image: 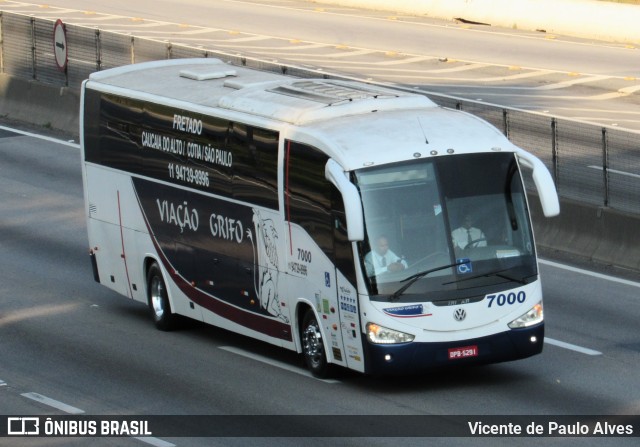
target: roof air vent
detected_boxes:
[179,68,237,81]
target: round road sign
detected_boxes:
[53,19,68,71]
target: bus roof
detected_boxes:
[87,58,517,171]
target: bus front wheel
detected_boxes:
[302,308,331,378]
[147,262,177,331]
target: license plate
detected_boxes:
[448,345,478,360]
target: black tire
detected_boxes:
[301,308,331,378]
[146,262,177,331]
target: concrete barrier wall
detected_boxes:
[0,74,80,137]
[316,0,640,44]
[530,195,640,271]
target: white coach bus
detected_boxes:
[81,58,559,377]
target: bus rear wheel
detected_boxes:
[302,309,331,378]
[147,262,177,331]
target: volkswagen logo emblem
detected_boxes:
[453,308,466,322]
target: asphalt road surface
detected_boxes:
[1,125,640,446]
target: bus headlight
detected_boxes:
[508,302,543,328]
[366,323,415,344]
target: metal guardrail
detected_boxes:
[1,11,639,215]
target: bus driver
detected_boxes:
[452,214,487,250]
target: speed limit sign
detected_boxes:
[53,19,68,71]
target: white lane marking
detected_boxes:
[553,106,640,116]
[534,75,610,90]
[133,437,176,447]
[96,21,171,29]
[587,165,640,180]
[545,337,602,356]
[325,48,376,58]
[21,392,85,414]
[588,84,640,100]
[70,15,133,23]
[375,55,438,66]
[0,125,79,148]
[575,118,640,126]
[169,40,326,50]
[539,259,640,289]
[368,69,551,82]
[143,27,222,36]
[219,346,340,384]
[9,8,80,15]
[226,35,273,43]
[422,63,487,73]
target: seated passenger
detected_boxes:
[364,235,408,276]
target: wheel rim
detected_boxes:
[150,276,165,319]
[303,320,323,368]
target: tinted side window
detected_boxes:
[82,88,102,164]
[88,92,279,209]
[99,94,144,171]
[231,124,279,210]
[285,141,332,258]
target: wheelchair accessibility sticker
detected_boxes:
[456,258,472,274]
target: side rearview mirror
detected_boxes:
[325,159,365,241]
[515,149,560,217]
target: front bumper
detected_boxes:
[362,323,544,375]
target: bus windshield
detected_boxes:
[354,152,537,302]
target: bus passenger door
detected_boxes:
[284,140,347,365]
[332,190,365,373]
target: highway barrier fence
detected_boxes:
[1,12,638,271]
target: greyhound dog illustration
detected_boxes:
[246,209,289,323]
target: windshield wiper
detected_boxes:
[442,268,530,286]
[390,261,465,302]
